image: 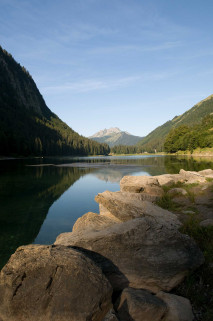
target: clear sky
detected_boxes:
[1,0,213,137]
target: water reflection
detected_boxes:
[33,174,119,245]
[0,155,213,269]
[164,156,213,173]
[0,165,91,268]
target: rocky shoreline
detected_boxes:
[0,169,213,321]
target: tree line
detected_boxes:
[111,114,213,155]
[0,46,110,157]
[0,108,110,156]
[164,114,213,153]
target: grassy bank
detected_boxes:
[175,148,213,157]
[110,149,213,157]
[109,152,165,156]
[156,181,213,321]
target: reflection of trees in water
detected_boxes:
[93,156,213,182]
[0,166,91,269]
[64,155,166,166]
[164,156,213,174]
[90,156,168,182]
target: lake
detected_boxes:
[1,154,213,269]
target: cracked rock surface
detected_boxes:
[95,191,181,227]
[0,245,112,321]
[115,287,167,321]
[55,217,204,293]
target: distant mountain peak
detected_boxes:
[89,127,143,147]
[90,127,122,138]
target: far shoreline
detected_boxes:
[1,150,213,161]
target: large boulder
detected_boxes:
[156,174,184,187]
[198,169,213,176]
[120,175,161,194]
[0,245,112,321]
[120,174,184,194]
[115,287,167,321]
[179,169,207,184]
[156,291,194,321]
[55,217,204,293]
[95,191,181,228]
[120,170,212,192]
[186,169,213,181]
[73,212,120,232]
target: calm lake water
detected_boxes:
[1,154,213,269]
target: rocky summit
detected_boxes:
[89,127,143,147]
[0,169,212,320]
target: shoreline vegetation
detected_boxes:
[1,148,213,161]
[110,149,213,157]
[110,114,213,156]
[0,169,212,321]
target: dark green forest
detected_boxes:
[110,145,138,154]
[136,94,213,152]
[111,144,160,154]
[164,114,213,153]
[0,46,110,156]
[111,113,213,154]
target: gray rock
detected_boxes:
[186,178,206,184]
[179,169,206,183]
[167,188,187,196]
[205,174,213,179]
[120,174,184,194]
[156,291,194,321]
[55,217,204,293]
[120,175,161,193]
[0,245,112,321]
[127,191,162,202]
[102,309,118,321]
[104,191,160,203]
[141,185,165,197]
[95,191,181,227]
[115,288,167,321]
[120,170,211,193]
[99,204,119,219]
[156,174,184,187]
[73,212,120,232]
[200,219,213,227]
[198,169,213,176]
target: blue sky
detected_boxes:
[1,0,213,137]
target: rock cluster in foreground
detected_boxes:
[0,169,212,321]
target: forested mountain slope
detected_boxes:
[0,46,109,156]
[137,95,213,152]
[164,114,213,153]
